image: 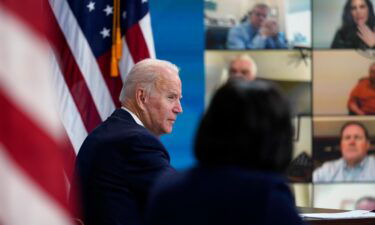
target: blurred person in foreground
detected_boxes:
[348,62,375,115]
[355,196,375,210]
[226,3,288,49]
[145,80,304,225]
[332,0,375,49]
[313,122,375,182]
[76,58,182,225]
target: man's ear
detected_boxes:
[135,88,147,111]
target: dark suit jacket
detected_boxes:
[76,109,175,225]
[145,166,304,225]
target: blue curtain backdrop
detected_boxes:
[150,0,205,169]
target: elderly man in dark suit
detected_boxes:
[76,58,182,225]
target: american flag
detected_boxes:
[47,0,155,160]
[0,0,155,223]
[0,0,75,224]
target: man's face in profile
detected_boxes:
[249,7,268,28]
[340,124,370,166]
[369,64,375,82]
[143,71,183,136]
[229,59,256,81]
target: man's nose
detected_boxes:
[349,138,356,145]
[173,100,183,114]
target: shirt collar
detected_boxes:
[121,106,144,127]
[343,156,367,170]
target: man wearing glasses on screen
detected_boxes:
[226,3,288,49]
[313,122,375,182]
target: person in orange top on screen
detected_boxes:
[348,62,375,115]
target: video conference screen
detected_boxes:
[204,0,375,210]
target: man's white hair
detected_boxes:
[219,54,258,85]
[119,58,179,103]
[230,54,258,76]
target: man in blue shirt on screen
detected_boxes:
[226,3,288,49]
[313,121,375,182]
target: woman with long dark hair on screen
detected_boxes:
[145,80,304,225]
[332,0,375,49]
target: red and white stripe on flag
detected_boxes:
[0,1,74,224]
[48,0,156,155]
